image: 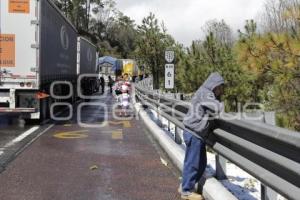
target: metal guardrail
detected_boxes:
[134,81,300,200]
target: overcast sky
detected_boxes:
[114,0,265,46]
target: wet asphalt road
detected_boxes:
[0,113,39,171]
[0,114,33,146]
[0,114,31,147]
[0,92,181,200]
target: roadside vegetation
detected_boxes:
[53,0,300,131]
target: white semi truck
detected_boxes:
[0,0,79,121]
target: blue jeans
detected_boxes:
[182,130,207,192]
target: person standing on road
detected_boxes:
[123,73,130,82]
[100,76,105,94]
[120,83,130,117]
[180,72,224,200]
[113,75,123,96]
[108,76,114,94]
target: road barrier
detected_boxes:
[135,80,300,200]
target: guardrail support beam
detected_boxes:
[261,185,279,200]
[174,126,182,145]
[216,154,227,180]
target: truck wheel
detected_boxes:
[48,97,54,119]
[40,98,49,123]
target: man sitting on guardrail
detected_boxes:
[179,72,224,200]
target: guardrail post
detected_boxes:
[174,126,182,144]
[216,154,227,180]
[156,94,163,127]
[261,184,279,200]
[157,110,162,127]
[260,110,279,200]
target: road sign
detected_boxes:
[165,50,175,63]
[165,64,174,89]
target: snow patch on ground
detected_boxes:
[206,152,261,200]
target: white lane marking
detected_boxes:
[39,124,54,136]
[15,124,55,155]
[0,124,55,158]
[4,126,39,148]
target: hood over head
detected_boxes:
[203,72,224,91]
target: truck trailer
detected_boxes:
[120,59,139,78]
[0,0,78,120]
[77,37,99,96]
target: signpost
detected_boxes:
[165,64,174,89]
[164,50,175,89]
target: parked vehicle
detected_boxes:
[120,59,139,77]
[77,37,99,96]
[0,0,98,121]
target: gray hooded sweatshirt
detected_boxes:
[183,72,224,139]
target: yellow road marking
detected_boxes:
[63,124,72,127]
[111,130,123,140]
[53,130,89,139]
[98,121,109,127]
[122,121,131,128]
[109,120,132,128]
